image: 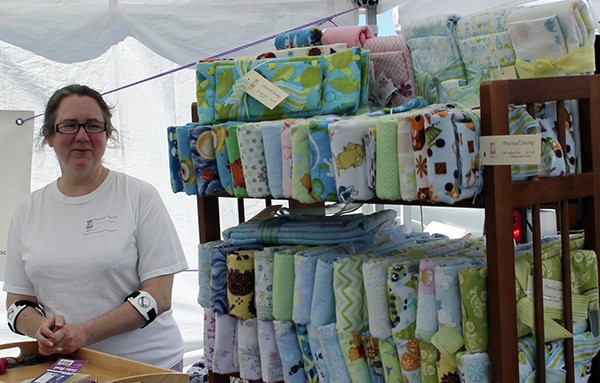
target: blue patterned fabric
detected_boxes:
[188,124,224,195]
[166,125,183,193]
[274,27,322,50]
[175,123,199,195]
[308,118,341,202]
[274,321,307,383]
[196,47,369,124]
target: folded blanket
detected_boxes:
[456,352,491,383]
[397,112,418,201]
[375,116,401,200]
[261,120,286,198]
[296,324,319,383]
[257,320,284,383]
[272,246,310,321]
[365,126,376,195]
[380,337,403,383]
[275,27,323,50]
[401,14,467,104]
[225,123,249,197]
[175,123,199,195]
[281,122,293,198]
[328,117,378,202]
[166,125,183,193]
[237,318,262,381]
[364,35,416,108]
[338,330,371,382]
[189,124,224,196]
[236,122,270,197]
[316,323,353,383]
[322,25,374,48]
[223,209,397,246]
[196,47,368,124]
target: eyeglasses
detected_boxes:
[55,121,107,134]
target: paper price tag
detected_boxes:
[243,70,288,110]
[480,134,541,166]
[526,278,564,310]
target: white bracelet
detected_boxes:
[7,300,46,335]
[125,291,157,328]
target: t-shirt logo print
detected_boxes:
[137,296,151,309]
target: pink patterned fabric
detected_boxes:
[363,35,417,108]
[321,25,374,48]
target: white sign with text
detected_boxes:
[0,111,34,281]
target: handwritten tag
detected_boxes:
[493,65,518,80]
[243,70,288,110]
[480,134,541,166]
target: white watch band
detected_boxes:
[7,300,46,335]
[125,290,158,328]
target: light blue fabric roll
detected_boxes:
[274,321,307,383]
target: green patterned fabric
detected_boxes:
[272,246,310,321]
[338,330,371,383]
[379,337,402,383]
[225,123,248,197]
[290,121,317,203]
[196,47,369,124]
[375,116,401,200]
[459,265,489,353]
[419,341,439,383]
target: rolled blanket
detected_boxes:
[262,43,347,59]
[237,318,262,381]
[227,250,257,319]
[456,352,491,383]
[274,27,323,50]
[281,122,293,198]
[237,122,270,197]
[254,246,292,320]
[189,124,224,196]
[338,330,371,382]
[328,117,378,202]
[166,125,183,193]
[175,123,199,195]
[203,308,216,370]
[364,35,416,108]
[380,337,403,383]
[322,25,375,48]
[212,122,238,196]
[272,246,310,321]
[225,123,248,198]
[261,120,286,198]
[213,313,239,374]
[296,324,319,383]
[291,120,317,203]
[316,323,353,383]
[308,118,342,202]
[257,320,284,383]
[375,115,401,200]
[274,321,307,383]
[198,240,224,309]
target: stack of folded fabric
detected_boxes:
[507,0,596,78]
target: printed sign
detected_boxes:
[480,134,541,166]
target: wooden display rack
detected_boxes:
[192,74,600,383]
[0,341,188,383]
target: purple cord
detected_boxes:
[18,4,365,124]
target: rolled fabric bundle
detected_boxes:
[257,320,284,383]
[316,323,353,383]
[281,122,293,198]
[166,125,183,193]
[456,351,491,383]
[296,324,319,383]
[322,25,374,48]
[363,35,417,108]
[274,321,307,383]
[272,246,310,321]
[237,318,262,381]
[237,122,270,197]
[254,246,291,321]
[362,332,385,383]
[212,122,238,196]
[203,308,216,370]
[410,111,431,201]
[227,250,257,319]
[375,115,401,200]
[397,113,418,201]
[291,120,317,203]
[259,43,349,59]
[379,337,403,383]
[274,27,323,50]
[175,123,199,195]
[213,313,239,374]
[225,123,249,198]
[189,123,224,196]
[419,341,439,383]
[337,330,371,382]
[459,264,489,353]
[197,240,224,309]
[308,117,342,202]
[261,120,286,198]
[293,244,356,325]
[364,126,376,195]
[307,323,330,382]
[328,117,378,202]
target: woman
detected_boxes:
[4,84,188,370]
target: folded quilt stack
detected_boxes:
[199,211,600,383]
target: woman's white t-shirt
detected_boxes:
[4,170,189,368]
